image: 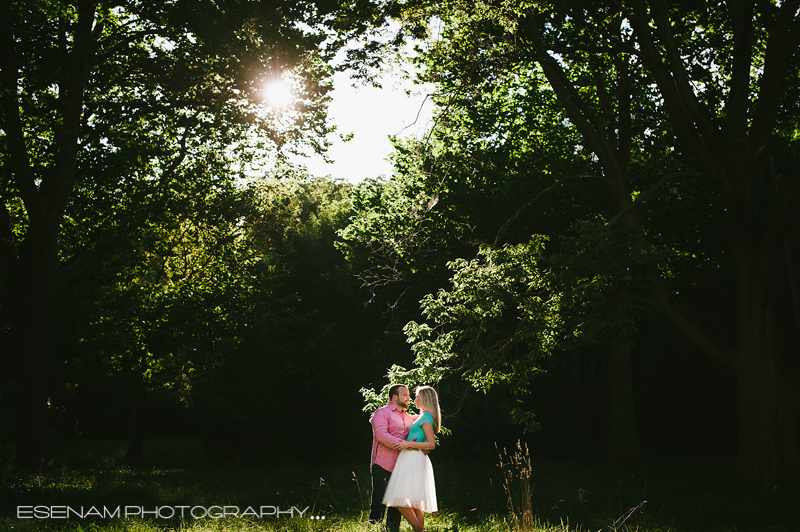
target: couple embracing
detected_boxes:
[369,384,441,532]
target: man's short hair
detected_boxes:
[388,383,408,401]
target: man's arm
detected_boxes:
[399,422,435,450]
[371,408,403,449]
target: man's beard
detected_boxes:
[398,400,409,409]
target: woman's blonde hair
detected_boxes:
[414,386,441,433]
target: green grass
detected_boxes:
[0,440,797,532]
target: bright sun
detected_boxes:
[263,80,294,108]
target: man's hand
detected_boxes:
[398,438,416,450]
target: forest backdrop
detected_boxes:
[1,0,799,494]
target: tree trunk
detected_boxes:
[731,222,800,488]
[605,334,642,464]
[126,380,146,463]
[605,159,643,465]
[18,225,61,466]
[734,295,778,489]
[1,0,97,467]
[777,372,800,485]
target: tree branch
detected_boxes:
[615,38,633,175]
[522,11,630,183]
[0,190,19,272]
[521,13,607,147]
[749,0,800,150]
[81,102,176,147]
[725,0,757,140]
[442,383,471,420]
[157,129,191,191]
[649,0,719,143]
[41,0,97,215]
[493,174,596,248]
[629,0,715,171]
[606,171,701,226]
[0,1,42,220]
[56,255,104,296]
[653,277,735,370]
[546,43,638,57]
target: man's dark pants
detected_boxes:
[369,464,401,531]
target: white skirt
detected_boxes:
[382,449,438,512]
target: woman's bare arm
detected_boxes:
[398,422,435,450]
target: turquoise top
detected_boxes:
[406,412,433,443]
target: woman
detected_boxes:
[382,385,440,532]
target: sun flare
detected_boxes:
[263,80,294,108]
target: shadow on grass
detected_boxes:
[0,439,797,532]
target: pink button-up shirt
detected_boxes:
[370,401,414,472]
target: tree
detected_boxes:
[0,0,337,464]
[68,176,257,461]
[378,0,800,487]
[343,24,661,463]
[195,175,388,460]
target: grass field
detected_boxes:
[0,439,797,532]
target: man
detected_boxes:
[369,383,414,531]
